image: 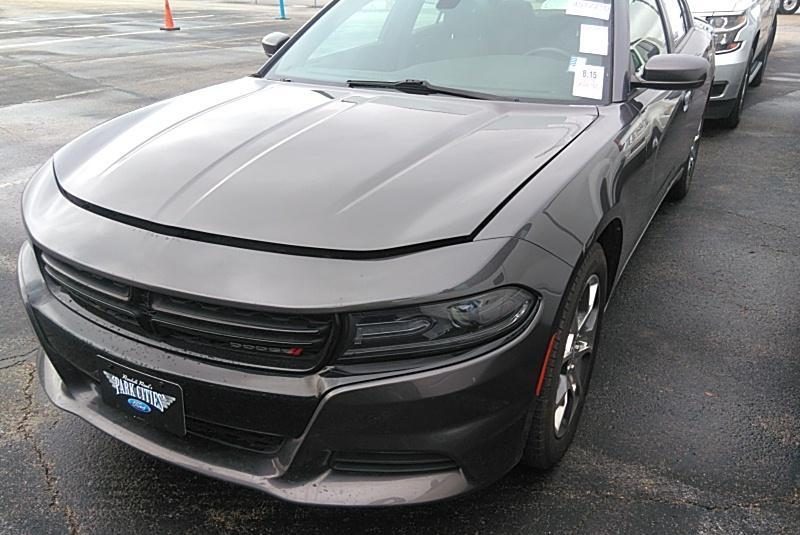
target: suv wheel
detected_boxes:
[750,20,777,87]
[779,0,799,15]
[720,47,754,129]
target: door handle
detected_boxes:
[682,90,692,113]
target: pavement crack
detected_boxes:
[700,206,800,239]
[15,363,80,535]
[0,359,31,371]
[5,56,154,105]
[574,488,796,514]
[0,347,38,363]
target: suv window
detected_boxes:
[629,0,668,75]
[661,0,689,42]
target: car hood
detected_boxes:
[54,78,596,253]
[686,0,752,15]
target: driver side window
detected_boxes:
[629,0,668,75]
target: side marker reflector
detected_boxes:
[535,334,558,396]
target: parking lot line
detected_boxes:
[1,11,153,23]
[0,38,261,74]
[0,20,135,36]
[54,88,108,100]
[765,76,800,82]
[0,14,217,35]
[0,179,27,190]
[0,19,276,51]
[172,14,218,20]
[0,29,165,50]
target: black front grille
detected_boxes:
[185,417,284,454]
[330,451,459,474]
[40,252,336,371]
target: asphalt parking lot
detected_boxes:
[0,2,798,533]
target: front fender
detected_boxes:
[477,112,625,274]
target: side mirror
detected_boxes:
[631,54,709,91]
[262,32,291,57]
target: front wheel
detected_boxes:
[667,125,701,202]
[521,243,607,469]
[719,48,754,129]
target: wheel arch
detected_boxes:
[595,218,624,294]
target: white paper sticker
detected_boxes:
[567,56,588,72]
[579,24,609,56]
[566,0,612,20]
[572,65,605,100]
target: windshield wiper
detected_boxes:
[346,79,508,101]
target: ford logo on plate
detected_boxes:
[127,398,152,414]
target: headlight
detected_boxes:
[707,13,747,54]
[340,287,537,363]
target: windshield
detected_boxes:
[265,0,614,103]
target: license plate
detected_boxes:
[98,357,186,436]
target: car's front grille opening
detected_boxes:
[42,253,132,304]
[185,417,285,454]
[330,451,459,474]
[39,251,336,372]
[150,295,333,369]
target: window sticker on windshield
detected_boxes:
[567,56,588,72]
[566,0,611,20]
[572,65,605,100]
[578,24,609,56]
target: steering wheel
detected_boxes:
[525,47,571,60]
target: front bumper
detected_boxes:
[704,60,749,119]
[19,240,550,506]
[696,14,754,118]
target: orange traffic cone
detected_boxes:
[160,0,180,31]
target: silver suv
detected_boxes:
[688,0,779,127]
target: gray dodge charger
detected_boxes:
[18,0,712,505]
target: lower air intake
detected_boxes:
[330,451,458,474]
[185,417,285,454]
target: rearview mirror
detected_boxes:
[262,32,291,57]
[631,54,709,91]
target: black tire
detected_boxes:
[521,243,607,469]
[779,0,799,15]
[719,47,754,129]
[667,124,701,202]
[750,20,776,87]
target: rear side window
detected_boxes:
[629,0,668,75]
[661,0,689,42]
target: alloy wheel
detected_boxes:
[553,274,601,438]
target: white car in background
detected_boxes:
[688,0,779,127]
